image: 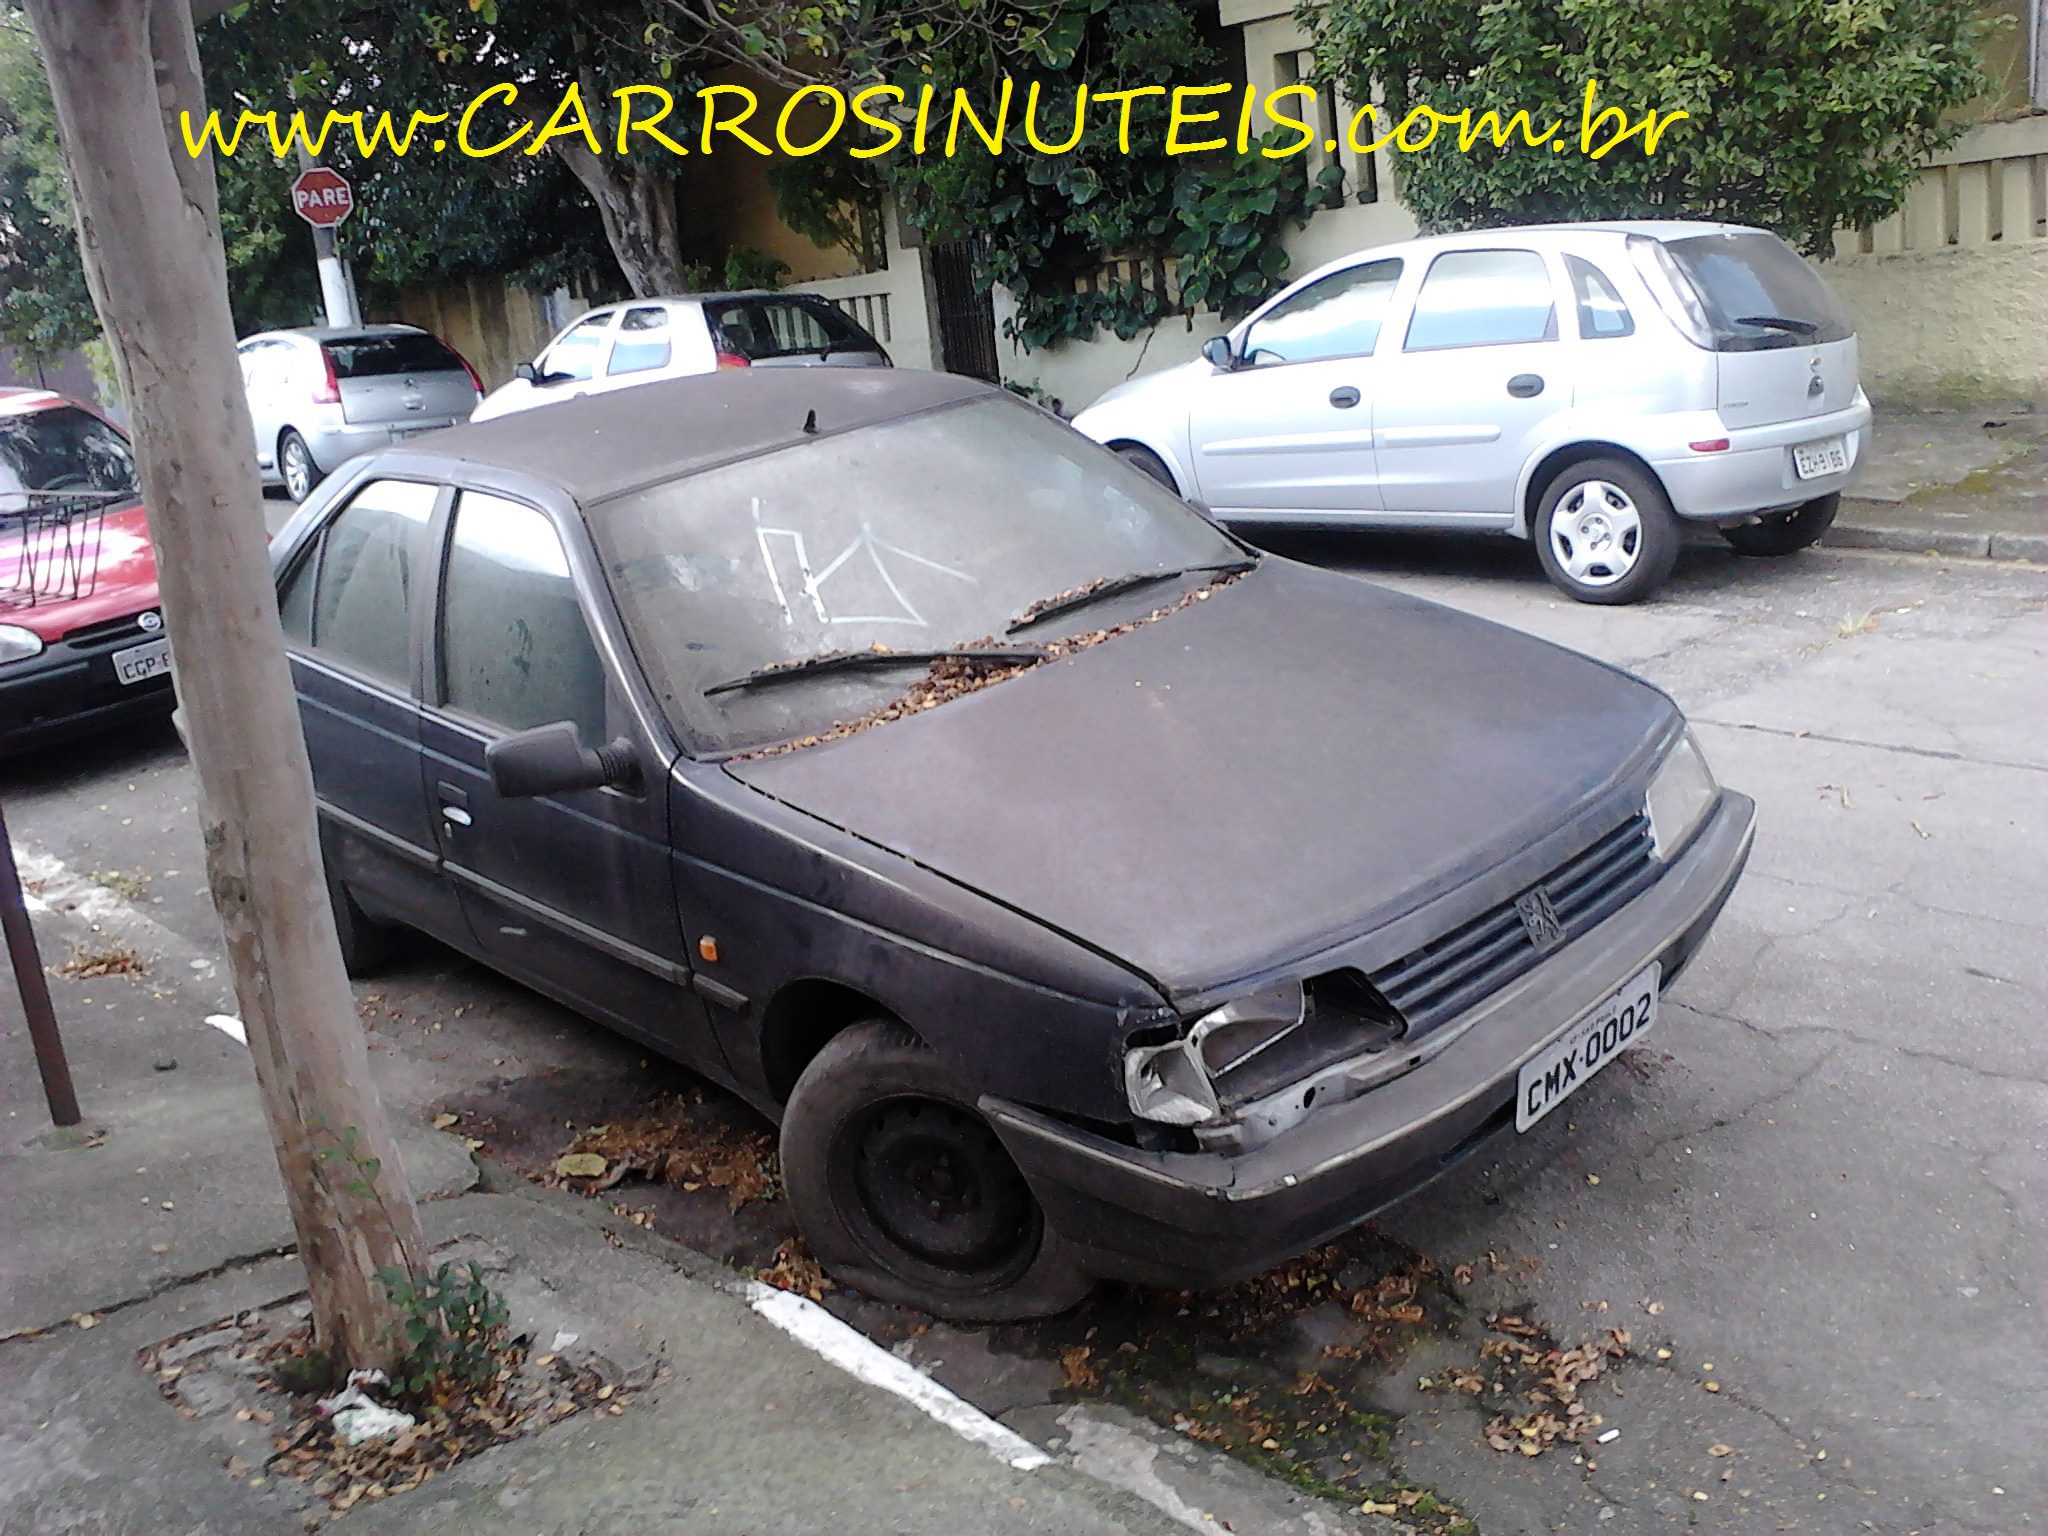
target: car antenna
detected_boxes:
[801,408,819,435]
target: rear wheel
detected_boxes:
[1720,493,1839,557]
[780,1020,1091,1321]
[326,864,399,978]
[279,429,322,503]
[1114,443,1178,494]
[1533,457,1681,605]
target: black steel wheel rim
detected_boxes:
[842,1097,1039,1282]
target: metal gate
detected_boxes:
[927,239,1001,384]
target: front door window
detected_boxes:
[439,491,608,742]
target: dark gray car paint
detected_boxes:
[271,371,1736,1290]
[729,557,1679,1001]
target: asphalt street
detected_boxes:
[3,531,2041,1535]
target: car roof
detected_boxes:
[398,368,994,506]
[0,387,67,417]
[240,324,429,345]
[1389,220,1760,252]
[576,290,836,319]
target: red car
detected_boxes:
[0,388,173,751]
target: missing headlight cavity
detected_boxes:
[1209,970,1409,1108]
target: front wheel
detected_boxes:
[279,429,323,503]
[780,1020,1091,1321]
[1720,493,1839,557]
[1533,457,1681,605]
[1114,443,1178,494]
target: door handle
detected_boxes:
[1328,386,1361,409]
[441,806,473,828]
[1507,374,1545,399]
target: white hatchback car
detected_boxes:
[1073,222,1871,604]
[472,291,891,422]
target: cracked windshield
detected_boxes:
[597,395,1244,751]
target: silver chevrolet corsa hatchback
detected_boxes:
[1073,221,1871,604]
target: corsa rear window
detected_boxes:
[324,334,464,378]
[705,299,868,361]
[1661,232,1852,352]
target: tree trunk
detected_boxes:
[552,138,686,297]
[25,0,426,1374]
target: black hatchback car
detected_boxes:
[273,370,1754,1319]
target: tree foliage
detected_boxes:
[201,2,625,299]
[1306,0,1992,255]
[0,21,99,359]
[778,0,1340,349]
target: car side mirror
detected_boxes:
[1201,336,1238,371]
[515,360,540,384]
[486,720,633,798]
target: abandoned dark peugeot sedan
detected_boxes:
[273,370,1754,1319]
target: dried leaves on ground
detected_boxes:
[1423,1314,1632,1458]
[548,1099,782,1210]
[754,1238,834,1301]
[54,944,146,979]
[139,1302,633,1523]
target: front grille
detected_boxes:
[1370,815,1657,1031]
[62,611,154,649]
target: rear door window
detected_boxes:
[299,478,438,688]
[1567,256,1635,339]
[1405,249,1558,351]
[1661,231,1851,351]
[1241,258,1403,366]
[606,307,673,376]
[323,334,465,378]
[706,298,868,361]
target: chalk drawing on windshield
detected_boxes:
[752,497,976,629]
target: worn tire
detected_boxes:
[780,1019,1093,1322]
[327,864,399,978]
[279,429,324,503]
[1533,456,1681,606]
[1720,493,1839,557]
[1114,442,1179,495]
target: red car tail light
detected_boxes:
[312,347,341,404]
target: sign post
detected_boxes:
[290,165,360,328]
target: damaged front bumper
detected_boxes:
[981,790,1755,1291]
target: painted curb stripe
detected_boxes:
[744,1280,1050,1471]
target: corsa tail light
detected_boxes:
[714,348,752,370]
[312,347,341,405]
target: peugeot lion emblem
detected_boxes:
[1515,886,1566,952]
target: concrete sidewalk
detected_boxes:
[0,826,1386,1536]
[1828,406,2048,561]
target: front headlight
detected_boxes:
[1124,979,1306,1126]
[1646,729,1718,861]
[0,624,45,664]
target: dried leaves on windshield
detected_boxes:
[737,567,1245,760]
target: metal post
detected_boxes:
[0,798,81,1127]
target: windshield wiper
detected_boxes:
[1006,558,1256,634]
[1734,314,1818,336]
[706,645,1045,697]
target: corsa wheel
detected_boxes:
[280,430,322,503]
[1534,457,1680,605]
[1721,493,1839,557]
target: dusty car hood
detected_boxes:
[726,559,1678,999]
